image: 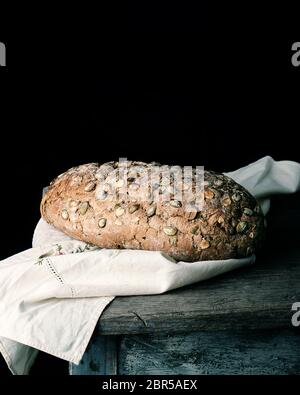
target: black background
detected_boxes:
[0,2,299,376]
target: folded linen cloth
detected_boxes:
[0,156,300,375]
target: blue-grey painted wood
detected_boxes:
[118,330,300,375]
[69,335,118,375]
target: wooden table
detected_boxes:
[69,198,300,375]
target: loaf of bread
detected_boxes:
[41,161,265,261]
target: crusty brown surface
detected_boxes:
[40,161,265,261]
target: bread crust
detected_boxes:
[41,161,265,261]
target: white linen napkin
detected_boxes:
[0,156,299,375]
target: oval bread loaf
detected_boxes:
[40,161,265,261]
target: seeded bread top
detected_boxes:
[41,161,265,261]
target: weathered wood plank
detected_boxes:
[118,330,300,375]
[69,335,118,375]
[97,245,300,334]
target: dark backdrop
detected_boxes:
[0,3,299,375]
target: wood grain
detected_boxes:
[118,330,300,374]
